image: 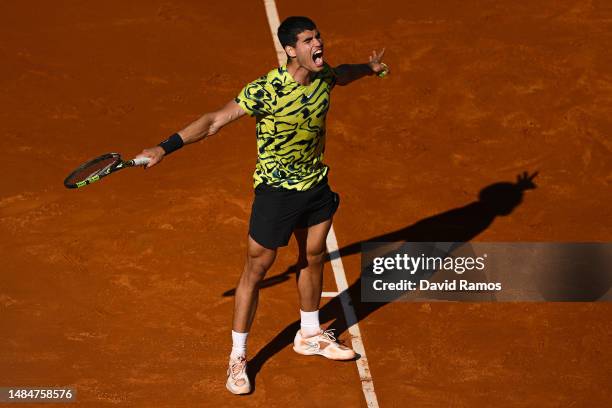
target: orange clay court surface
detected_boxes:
[1,1,611,407]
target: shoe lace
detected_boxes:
[321,329,337,342]
[305,329,340,351]
[230,357,246,379]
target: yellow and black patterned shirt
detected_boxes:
[235,64,336,191]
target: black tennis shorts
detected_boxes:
[249,178,340,249]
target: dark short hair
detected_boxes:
[277,16,316,48]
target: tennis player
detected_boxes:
[137,16,389,395]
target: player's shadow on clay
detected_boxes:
[230,171,539,388]
[222,171,538,298]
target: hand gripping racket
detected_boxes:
[64,153,150,189]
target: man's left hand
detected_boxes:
[368,48,388,75]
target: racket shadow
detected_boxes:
[222,266,297,297]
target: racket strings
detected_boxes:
[65,156,119,184]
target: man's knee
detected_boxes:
[305,247,326,268]
[242,237,276,282]
[245,255,273,280]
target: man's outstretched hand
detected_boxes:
[334,48,389,86]
[135,146,165,169]
[368,48,388,75]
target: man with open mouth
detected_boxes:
[136,16,388,395]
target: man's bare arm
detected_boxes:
[334,48,388,86]
[137,100,246,167]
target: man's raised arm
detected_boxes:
[334,48,389,86]
[137,100,246,168]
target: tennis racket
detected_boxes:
[64,153,150,189]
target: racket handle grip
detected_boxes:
[132,157,151,167]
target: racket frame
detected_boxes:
[64,153,143,189]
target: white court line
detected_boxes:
[261,2,379,407]
[321,291,339,298]
[263,0,286,66]
[326,227,379,408]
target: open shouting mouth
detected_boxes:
[312,48,324,67]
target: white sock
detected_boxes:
[300,309,321,337]
[231,330,248,358]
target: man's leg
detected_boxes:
[295,220,331,334]
[293,219,356,360]
[233,235,277,333]
[227,235,276,395]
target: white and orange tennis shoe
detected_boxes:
[293,329,356,360]
[226,355,250,395]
